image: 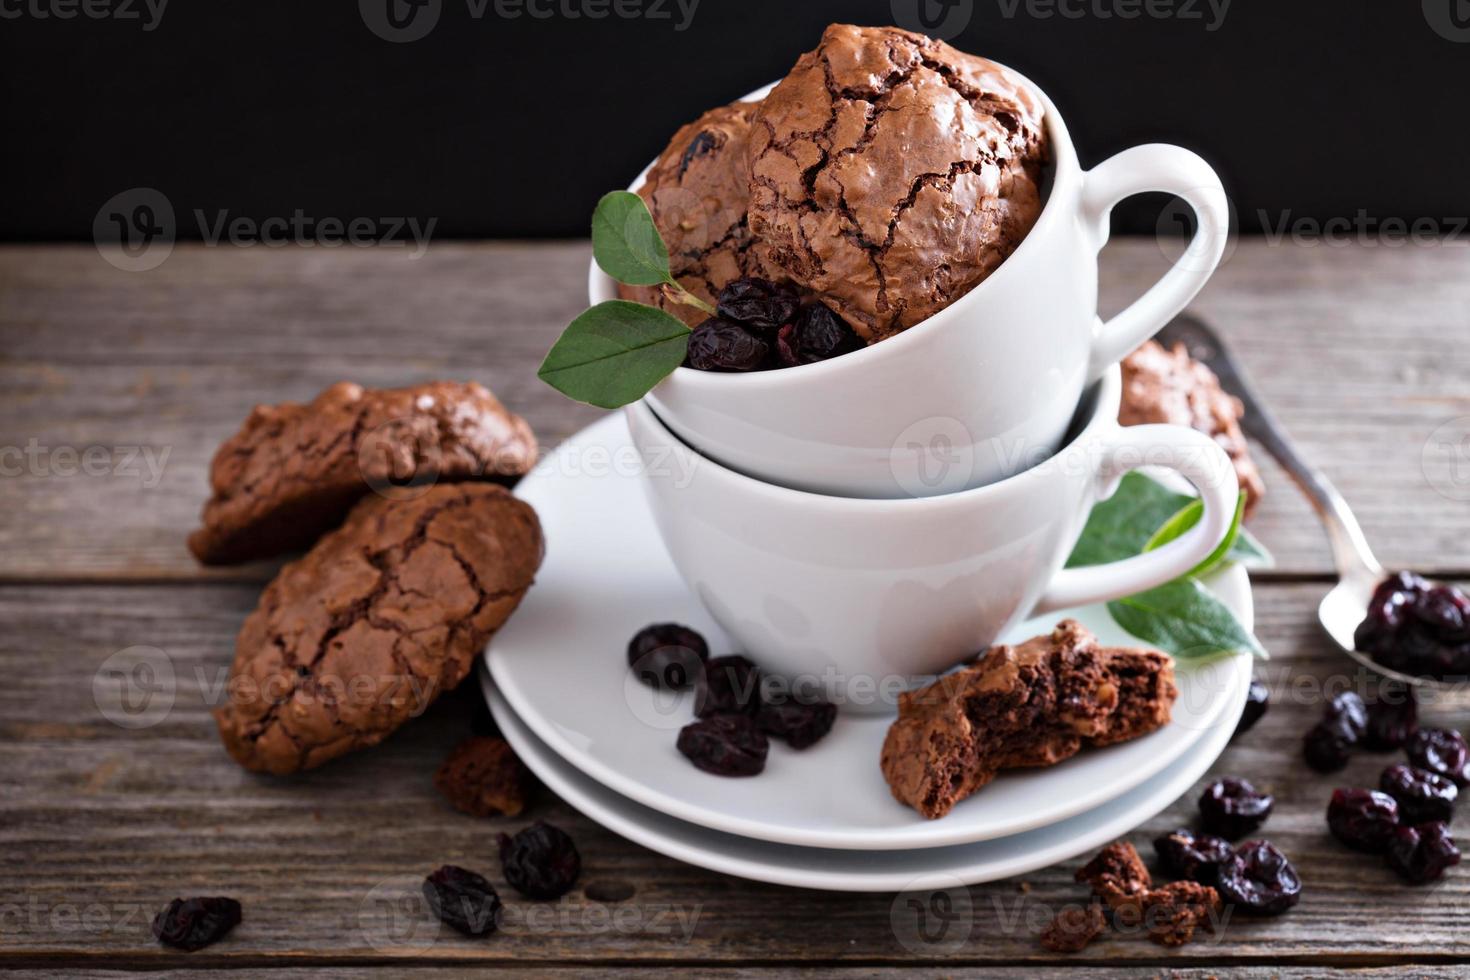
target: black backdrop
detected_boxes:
[3,0,1467,240]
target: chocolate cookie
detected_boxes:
[750,24,1048,342]
[188,381,537,565]
[880,621,1176,819]
[214,483,543,773]
[617,100,779,327]
[1121,340,1266,518]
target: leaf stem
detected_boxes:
[662,279,716,318]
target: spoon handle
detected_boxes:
[1155,315,1383,582]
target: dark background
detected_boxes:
[2,0,1466,240]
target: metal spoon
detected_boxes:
[1155,314,1450,689]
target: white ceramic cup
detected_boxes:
[626,365,1239,712]
[591,76,1229,499]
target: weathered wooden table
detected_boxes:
[3,239,1469,977]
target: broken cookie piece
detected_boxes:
[1140,880,1223,947]
[1076,840,1153,926]
[214,483,543,774]
[617,100,781,327]
[1038,902,1106,953]
[435,736,531,817]
[189,381,537,565]
[1121,340,1265,518]
[880,621,1176,819]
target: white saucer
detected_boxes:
[488,414,1254,850]
[483,668,1249,891]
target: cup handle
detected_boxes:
[1081,144,1229,379]
[1033,423,1239,615]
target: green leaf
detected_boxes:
[1066,472,1195,568]
[538,301,690,409]
[1144,492,1246,580]
[1108,578,1267,659]
[592,191,673,287]
[1228,527,1274,569]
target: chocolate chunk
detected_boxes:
[213,484,543,773]
[189,381,537,564]
[880,621,1176,819]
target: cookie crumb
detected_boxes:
[1141,880,1223,946]
[1038,902,1106,953]
[1076,841,1153,926]
[435,736,530,817]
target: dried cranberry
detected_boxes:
[152,897,242,951]
[775,302,861,366]
[677,713,768,776]
[423,866,502,937]
[1362,684,1418,751]
[1216,840,1301,915]
[756,695,837,749]
[686,318,769,372]
[1380,764,1458,824]
[1355,573,1470,679]
[1326,690,1369,735]
[1199,778,1274,839]
[1233,678,1269,738]
[694,655,761,717]
[1407,728,1470,787]
[1413,585,1470,637]
[1152,828,1234,885]
[1326,788,1400,852]
[1303,716,1358,773]
[627,622,709,690]
[497,822,581,900]
[716,277,799,332]
[1386,822,1461,883]
[678,130,718,175]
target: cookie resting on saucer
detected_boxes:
[880,620,1177,819]
[189,380,537,565]
[214,483,543,774]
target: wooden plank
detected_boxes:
[4,581,1470,967]
[2,240,1469,580]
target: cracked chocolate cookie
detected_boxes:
[188,381,537,565]
[1121,340,1265,518]
[618,100,782,327]
[880,620,1176,819]
[214,483,543,773]
[749,24,1048,342]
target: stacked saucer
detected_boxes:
[482,412,1252,892]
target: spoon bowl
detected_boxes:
[1156,316,1464,691]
